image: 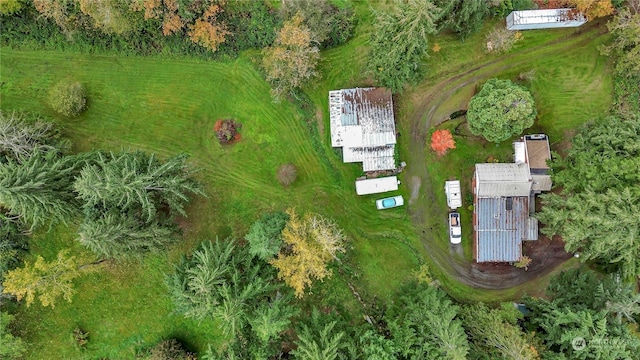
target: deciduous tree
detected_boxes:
[188,4,228,52]
[430,129,456,156]
[467,78,536,143]
[0,111,67,162]
[77,0,132,35]
[567,0,614,19]
[262,14,320,101]
[280,0,355,48]
[276,163,298,186]
[2,250,83,308]
[48,80,87,117]
[269,208,346,298]
[0,0,24,16]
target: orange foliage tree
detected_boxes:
[569,0,614,19]
[430,129,456,156]
[188,4,229,51]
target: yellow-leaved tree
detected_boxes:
[262,14,320,101]
[2,250,99,308]
[270,208,346,298]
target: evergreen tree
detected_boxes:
[388,284,469,360]
[291,309,346,360]
[367,0,442,92]
[78,212,175,259]
[74,151,203,223]
[537,115,640,278]
[463,303,540,360]
[246,211,289,261]
[0,152,84,229]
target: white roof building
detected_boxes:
[330,88,397,172]
[355,176,399,195]
[474,163,532,198]
[506,9,587,31]
[445,180,462,209]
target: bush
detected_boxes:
[213,119,242,144]
[72,327,89,350]
[48,80,87,117]
[277,163,297,186]
[145,339,195,360]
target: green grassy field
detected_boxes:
[0,7,616,358]
[0,45,421,358]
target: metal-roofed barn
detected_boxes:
[473,163,538,263]
[330,88,397,172]
[506,9,587,31]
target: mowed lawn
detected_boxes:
[0,49,421,358]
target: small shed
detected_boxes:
[506,9,587,31]
[355,176,399,195]
[445,180,462,209]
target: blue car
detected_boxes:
[376,195,404,210]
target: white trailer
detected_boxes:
[355,176,399,195]
[445,180,462,209]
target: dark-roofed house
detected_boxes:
[329,88,396,172]
[473,135,552,263]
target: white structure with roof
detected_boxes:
[474,163,532,198]
[355,176,399,195]
[506,9,587,31]
[330,88,397,172]
[445,180,462,209]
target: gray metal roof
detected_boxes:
[475,163,531,197]
[475,197,528,262]
[329,88,397,172]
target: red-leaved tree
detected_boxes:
[430,129,456,156]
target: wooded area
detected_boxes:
[0,0,638,359]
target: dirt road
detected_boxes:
[401,22,606,289]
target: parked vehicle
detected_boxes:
[376,195,404,210]
[449,212,462,244]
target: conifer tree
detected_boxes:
[0,152,83,229]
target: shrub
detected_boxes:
[277,163,297,186]
[146,339,195,360]
[485,28,522,54]
[72,327,89,350]
[213,119,242,144]
[48,80,87,117]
